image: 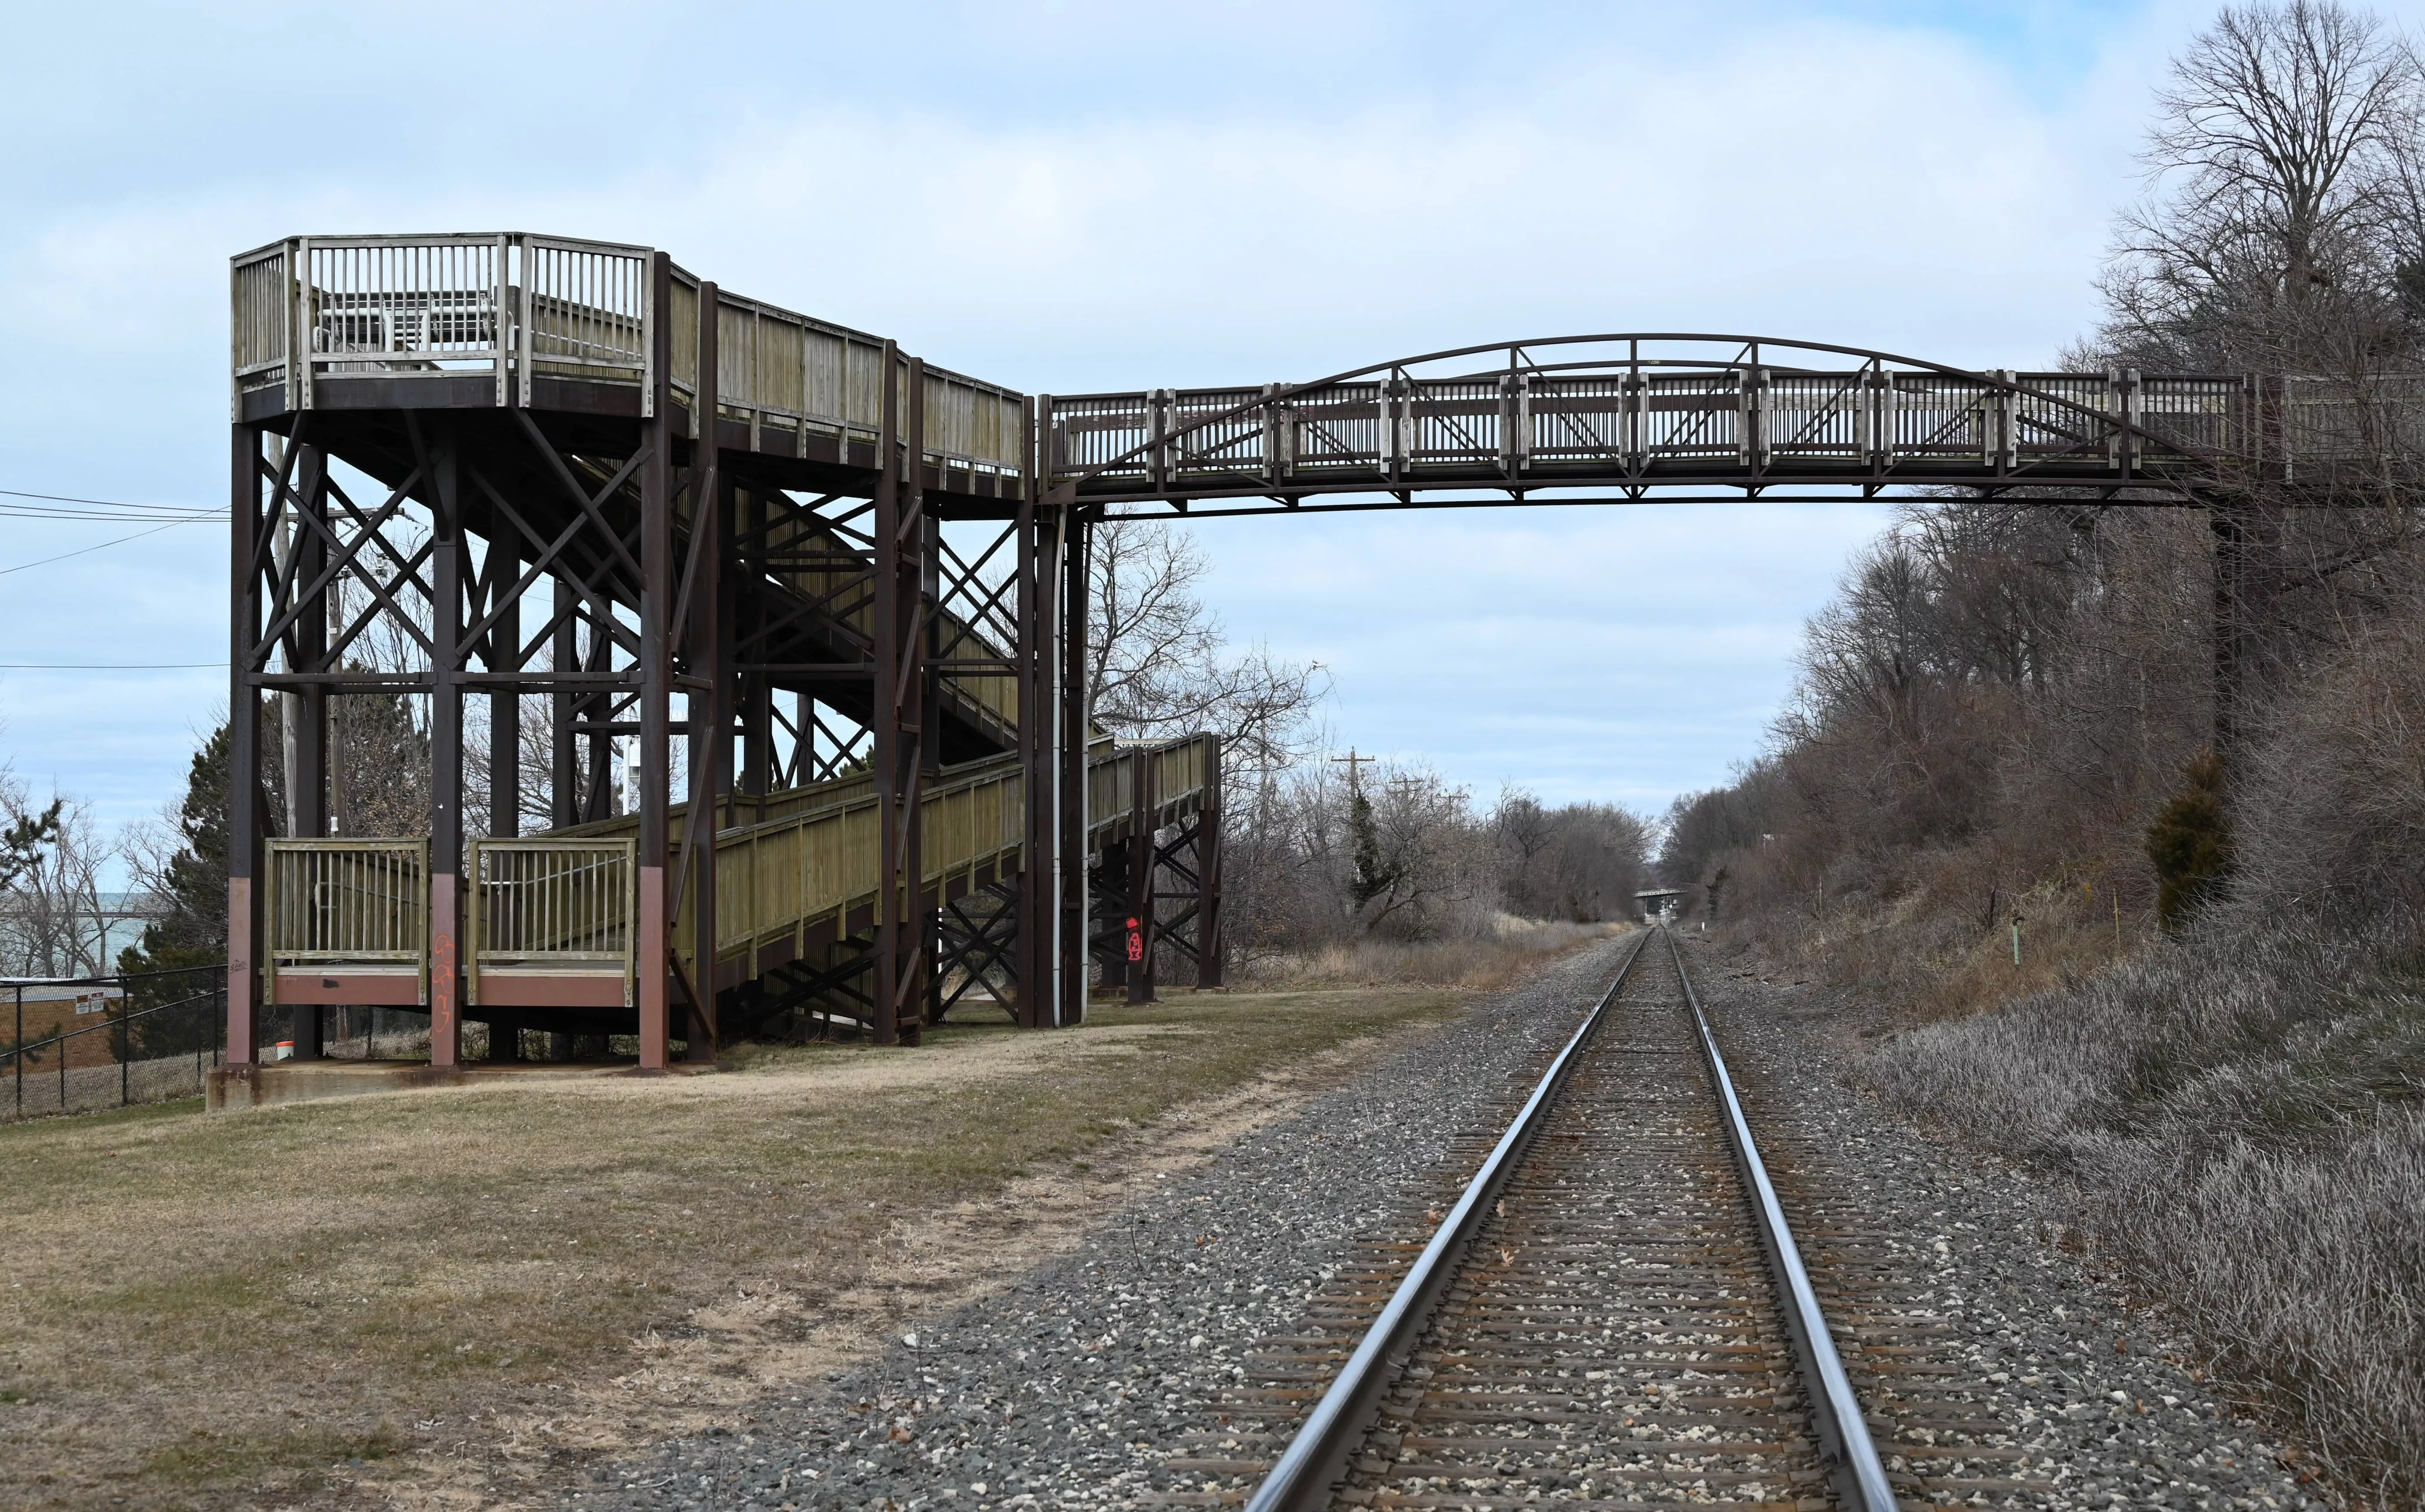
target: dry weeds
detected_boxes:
[0,984,1467,1510]
[1237,918,1619,993]
[1868,924,2425,1503]
[1728,864,2159,1031]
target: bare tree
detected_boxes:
[2103,0,2425,372]
[0,775,115,978]
[1493,786,1556,894]
[1352,768,1485,938]
[1086,519,1222,733]
[1084,516,1329,782]
[2095,3,2425,761]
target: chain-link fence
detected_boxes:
[2,967,227,1121]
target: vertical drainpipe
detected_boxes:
[1061,512,1091,1026]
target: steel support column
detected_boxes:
[1058,511,1091,1026]
[873,346,930,1046]
[487,536,523,1061]
[1197,754,1225,988]
[288,442,330,1060]
[225,423,265,1067]
[680,284,724,1061]
[425,419,465,1070]
[738,490,773,823]
[551,576,582,828]
[1126,751,1157,1005]
[635,252,676,1073]
[1015,404,1051,1027]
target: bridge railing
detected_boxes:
[667,274,1026,480]
[1147,732,1217,821]
[231,233,655,415]
[1045,368,2271,491]
[545,768,880,849]
[1080,732,1218,844]
[695,735,1209,974]
[229,233,1027,479]
[2279,374,2425,470]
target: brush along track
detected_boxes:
[1154,931,2046,1510]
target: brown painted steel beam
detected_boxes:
[1015,399,1050,1029]
[872,344,931,1046]
[680,282,725,1061]
[1058,510,1090,1026]
[226,423,266,1067]
[636,252,677,1073]
[421,416,465,1070]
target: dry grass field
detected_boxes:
[0,983,1481,1510]
[1238,919,1620,992]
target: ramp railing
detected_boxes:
[254,734,1217,1010]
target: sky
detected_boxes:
[4,0,2406,853]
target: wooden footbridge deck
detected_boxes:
[222,230,2373,1081]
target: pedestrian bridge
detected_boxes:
[222,229,2356,1074]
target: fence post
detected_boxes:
[120,991,130,1107]
[14,984,22,1118]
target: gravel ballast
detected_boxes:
[1692,940,2329,1512]
[565,934,2332,1511]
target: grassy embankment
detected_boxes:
[1726,877,2425,1502]
[1865,924,2425,1503]
[1729,862,2164,1032]
[0,975,1521,1511]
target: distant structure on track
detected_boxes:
[219,231,2352,1085]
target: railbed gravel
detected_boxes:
[566,934,2329,1511]
[1691,938,2329,1512]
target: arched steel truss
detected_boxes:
[1040,333,2261,518]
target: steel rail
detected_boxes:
[1242,927,1656,1512]
[1242,924,1903,1512]
[1664,925,1900,1512]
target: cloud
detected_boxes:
[0,1,2222,847]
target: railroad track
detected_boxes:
[1158,927,2047,1511]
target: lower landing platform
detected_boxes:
[206,1058,720,1112]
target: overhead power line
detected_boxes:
[0,522,189,576]
[0,486,228,522]
[0,663,226,671]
